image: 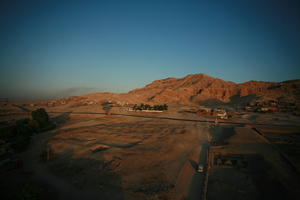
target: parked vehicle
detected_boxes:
[197,164,204,173]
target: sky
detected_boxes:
[0,0,300,99]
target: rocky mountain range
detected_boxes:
[81,73,299,106]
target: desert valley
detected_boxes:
[1,1,300,199]
[1,73,300,200]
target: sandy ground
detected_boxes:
[43,114,209,199]
[253,125,300,169]
[207,125,300,200]
[1,101,300,200]
[0,104,210,200]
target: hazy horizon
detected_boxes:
[1,0,300,99]
[1,72,300,100]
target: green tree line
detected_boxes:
[132,104,168,111]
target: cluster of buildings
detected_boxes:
[244,100,299,114]
[197,107,229,119]
[208,150,248,169]
[46,97,98,107]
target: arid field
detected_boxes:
[1,99,300,200]
[1,103,211,200]
[45,114,209,199]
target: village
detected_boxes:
[244,99,300,115]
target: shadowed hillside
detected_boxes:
[34,73,300,107]
[106,74,299,105]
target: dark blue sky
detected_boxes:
[1,0,300,99]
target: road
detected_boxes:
[47,111,300,128]
[12,104,300,128]
[187,142,209,200]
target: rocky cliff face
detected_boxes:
[126,73,300,105]
[76,73,299,106]
[38,73,300,108]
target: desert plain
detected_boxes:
[1,74,300,200]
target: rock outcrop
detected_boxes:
[126,73,300,105]
[52,73,299,106]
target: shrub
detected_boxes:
[1,108,54,153]
[31,108,49,128]
[102,102,112,115]
[31,108,55,132]
[27,120,39,133]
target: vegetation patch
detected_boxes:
[132,104,168,111]
[0,108,55,152]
